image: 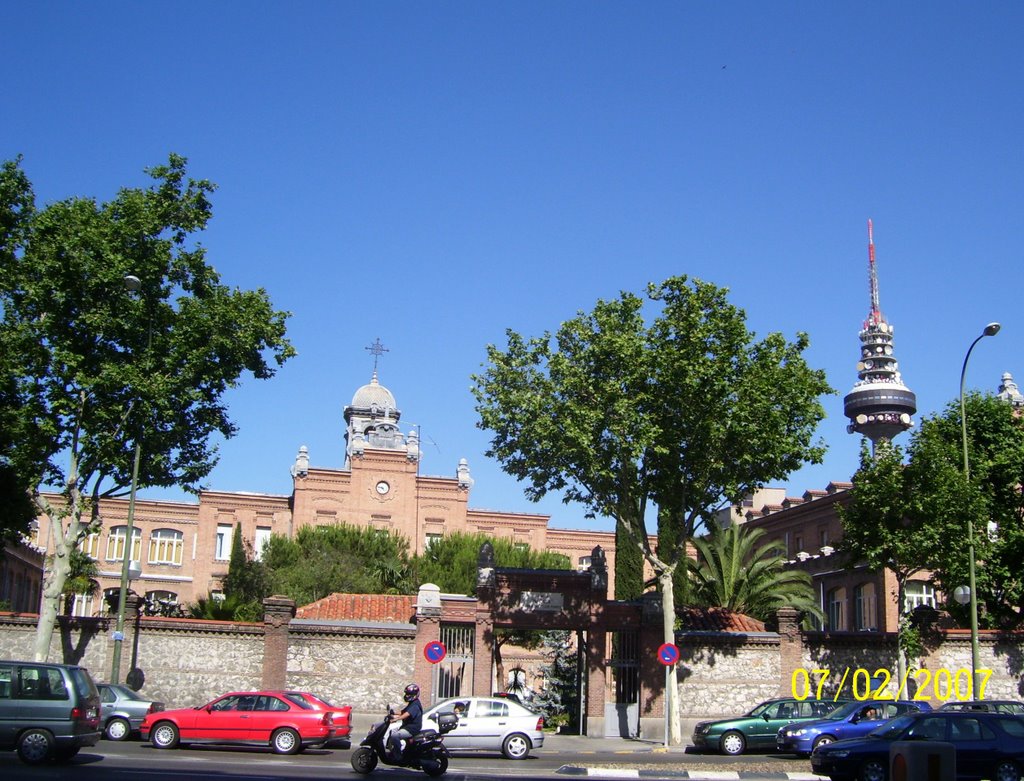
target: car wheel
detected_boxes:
[721,730,746,756]
[351,746,378,774]
[150,721,180,749]
[994,761,1022,781]
[813,735,836,751]
[860,759,886,781]
[271,727,300,755]
[105,717,132,741]
[16,729,54,765]
[54,746,81,762]
[423,754,449,776]
[501,732,531,760]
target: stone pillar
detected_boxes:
[262,595,296,690]
[777,606,803,697]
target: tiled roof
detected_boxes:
[296,593,417,623]
[676,606,766,633]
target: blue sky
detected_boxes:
[5,2,1022,532]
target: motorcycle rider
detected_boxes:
[388,683,423,760]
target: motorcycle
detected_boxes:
[350,706,457,777]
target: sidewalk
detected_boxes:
[543,734,828,781]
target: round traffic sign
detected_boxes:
[424,641,447,664]
[657,642,679,666]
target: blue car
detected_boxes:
[777,699,931,756]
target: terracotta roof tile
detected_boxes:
[296,593,417,623]
[676,606,766,633]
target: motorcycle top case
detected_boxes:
[437,713,458,733]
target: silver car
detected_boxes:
[423,696,544,759]
[97,683,164,741]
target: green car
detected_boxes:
[691,697,846,755]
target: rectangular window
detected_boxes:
[214,524,233,560]
[254,526,272,561]
[78,533,99,558]
[424,533,442,549]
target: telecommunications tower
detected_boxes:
[843,220,917,449]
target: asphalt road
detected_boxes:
[0,738,821,781]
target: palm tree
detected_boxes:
[688,522,823,624]
[60,549,99,615]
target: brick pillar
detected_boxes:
[639,593,664,719]
[586,628,607,731]
[473,613,494,696]
[262,595,296,690]
[777,606,803,698]
[414,595,442,704]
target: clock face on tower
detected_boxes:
[375,481,390,495]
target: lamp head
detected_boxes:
[983,322,1001,337]
[124,275,142,293]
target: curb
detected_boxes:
[556,768,827,780]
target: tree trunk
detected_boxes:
[660,568,682,745]
[895,577,908,688]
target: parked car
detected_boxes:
[939,699,1024,715]
[692,697,847,755]
[0,659,102,765]
[268,690,352,748]
[97,683,165,741]
[811,710,1024,781]
[777,699,930,756]
[422,696,544,759]
[140,690,340,754]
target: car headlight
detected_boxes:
[788,728,808,737]
[830,749,850,758]
[693,723,709,734]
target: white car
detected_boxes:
[423,696,544,759]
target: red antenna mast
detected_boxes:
[867,219,883,327]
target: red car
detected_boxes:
[140,690,343,754]
[269,690,352,748]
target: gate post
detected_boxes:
[586,628,607,736]
[416,584,442,703]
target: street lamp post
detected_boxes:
[959,321,1000,697]
[110,274,147,684]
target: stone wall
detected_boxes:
[5,605,1024,740]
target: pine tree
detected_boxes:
[531,630,579,733]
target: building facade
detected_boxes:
[27,370,619,616]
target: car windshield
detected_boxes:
[867,714,916,740]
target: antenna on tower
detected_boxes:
[867,219,882,327]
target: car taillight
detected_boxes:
[148,703,165,714]
[536,717,544,730]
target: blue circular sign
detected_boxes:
[424,641,447,664]
[657,642,679,666]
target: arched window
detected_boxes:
[904,580,936,613]
[827,587,847,631]
[144,590,179,615]
[854,583,877,630]
[148,529,184,565]
[105,526,142,562]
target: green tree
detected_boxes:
[908,394,1024,628]
[472,276,830,743]
[59,549,100,616]
[221,523,269,620]
[530,630,579,732]
[409,531,571,596]
[688,521,822,624]
[262,524,412,605]
[0,159,48,540]
[0,155,295,661]
[838,440,941,682]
